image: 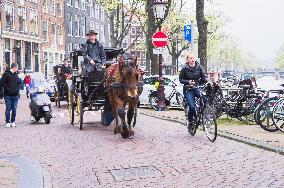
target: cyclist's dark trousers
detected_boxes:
[184,88,201,122]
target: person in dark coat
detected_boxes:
[179,53,207,134]
[0,63,21,128]
[81,30,106,77]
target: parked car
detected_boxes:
[139,75,183,108]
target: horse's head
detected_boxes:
[118,53,139,99]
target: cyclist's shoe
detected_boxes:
[187,121,195,135]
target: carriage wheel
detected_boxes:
[69,90,74,124]
[54,89,58,107]
[57,92,61,108]
[77,93,83,130]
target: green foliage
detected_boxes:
[276,43,284,68]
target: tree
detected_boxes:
[196,0,209,71]
[276,43,284,69]
[97,0,143,48]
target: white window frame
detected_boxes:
[89,2,94,18]
[131,27,136,35]
[81,0,86,10]
[95,5,99,19]
[50,0,55,15]
[42,0,48,13]
[18,6,26,32]
[42,21,48,42]
[89,21,94,30]
[95,23,100,40]
[30,9,38,34]
[100,8,104,22]
[81,17,86,37]
[75,0,79,9]
[74,44,80,50]
[58,25,63,45]
[67,0,72,6]
[100,25,105,43]
[68,43,73,53]
[75,15,80,37]
[57,2,62,17]
[50,23,56,46]
[68,14,73,36]
[5,2,15,30]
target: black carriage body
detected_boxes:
[69,47,124,128]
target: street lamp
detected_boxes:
[151,0,169,111]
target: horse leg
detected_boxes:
[118,107,130,139]
[127,107,134,136]
[113,108,120,134]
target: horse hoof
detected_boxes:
[130,130,134,136]
[114,127,120,134]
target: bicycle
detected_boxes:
[184,85,217,142]
[272,96,284,133]
[148,84,184,110]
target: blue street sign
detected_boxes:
[184,25,192,42]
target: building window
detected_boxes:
[58,25,63,45]
[68,43,73,53]
[42,21,48,42]
[95,23,100,40]
[90,2,94,18]
[25,42,32,70]
[67,0,72,6]
[81,0,86,10]
[75,15,80,36]
[90,21,94,30]
[42,0,48,13]
[100,8,104,21]
[30,9,37,34]
[68,14,72,36]
[131,27,136,35]
[75,0,79,8]
[18,6,26,32]
[100,25,105,43]
[95,5,99,19]
[74,44,80,50]
[81,17,86,36]
[5,2,14,29]
[50,0,55,15]
[57,2,62,17]
[51,24,56,45]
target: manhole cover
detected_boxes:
[110,166,163,181]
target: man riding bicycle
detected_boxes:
[179,53,207,134]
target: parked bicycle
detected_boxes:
[148,83,184,110]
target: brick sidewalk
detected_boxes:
[139,108,284,149]
[0,160,20,188]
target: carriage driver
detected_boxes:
[60,59,72,79]
[81,30,106,77]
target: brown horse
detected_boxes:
[105,54,142,139]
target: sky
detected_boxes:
[220,0,284,62]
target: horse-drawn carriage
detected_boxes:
[68,47,143,138]
[53,64,71,108]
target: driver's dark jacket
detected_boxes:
[60,65,71,75]
[179,63,207,91]
[81,40,106,76]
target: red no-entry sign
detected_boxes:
[152,31,168,48]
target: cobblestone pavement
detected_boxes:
[0,97,284,187]
[139,107,284,149]
[0,160,20,188]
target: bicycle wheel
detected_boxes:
[272,98,284,132]
[176,92,185,110]
[256,97,279,132]
[202,104,217,142]
[149,96,158,110]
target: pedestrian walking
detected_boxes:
[24,73,31,98]
[0,63,21,128]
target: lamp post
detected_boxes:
[151,0,169,111]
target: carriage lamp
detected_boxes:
[151,0,169,111]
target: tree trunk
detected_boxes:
[196,0,208,72]
[146,0,159,75]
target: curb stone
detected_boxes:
[0,155,48,188]
[140,112,284,155]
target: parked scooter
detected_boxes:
[29,86,52,124]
